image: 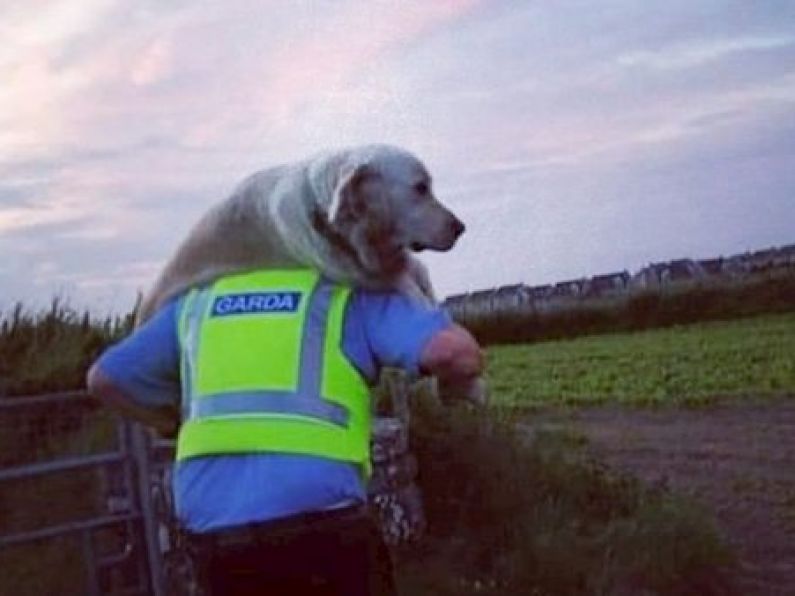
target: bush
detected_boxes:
[396,398,735,595]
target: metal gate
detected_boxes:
[0,392,162,596]
[0,375,424,595]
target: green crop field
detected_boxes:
[487,312,795,407]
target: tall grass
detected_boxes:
[0,299,132,396]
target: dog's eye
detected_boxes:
[414,181,429,196]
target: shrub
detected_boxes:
[397,398,734,595]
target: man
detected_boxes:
[87,268,484,595]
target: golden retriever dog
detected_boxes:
[135,144,466,325]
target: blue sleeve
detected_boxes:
[344,291,451,378]
[94,299,182,408]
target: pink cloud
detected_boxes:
[256,1,484,126]
[130,37,174,86]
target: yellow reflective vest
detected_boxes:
[175,269,372,476]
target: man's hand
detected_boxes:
[420,324,487,407]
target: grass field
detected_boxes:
[487,312,795,407]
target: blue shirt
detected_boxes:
[96,289,450,532]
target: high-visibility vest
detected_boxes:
[175,269,372,476]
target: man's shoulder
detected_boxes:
[347,288,451,373]
[348,288,443,319]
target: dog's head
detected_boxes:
[320,145,465,279]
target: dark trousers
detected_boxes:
[189,505,397,596]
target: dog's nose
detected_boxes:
[450,217,466,239]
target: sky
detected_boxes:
[1,1,794,313]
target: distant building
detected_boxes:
[441,241,794,324]
[587,271,630,297]
[466,288,498,319]
[777,244,795,267]
[749,248,779,272]
[527,284,553,302]
[551,278,590,299]
[722,252,752,277]
[662,259,705,283]
[630,263,667,290]
[698,257,723,276]
[492,284,531,312]
[442,293,469,319]
[632,259,704,289]
[522,284,554,313]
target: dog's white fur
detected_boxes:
[136,144,465,325]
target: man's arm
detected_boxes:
[419,323,487,405]
[86,364,179,437]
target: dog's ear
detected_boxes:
[328,163,370,226]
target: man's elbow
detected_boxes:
[86,364,122,406]
[86,363,105,398]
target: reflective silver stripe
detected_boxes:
[183,276,350,427]
[297,279,334,398]
[189,391,349,426]
[181,287,213,421]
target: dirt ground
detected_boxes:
[524,399,795,596]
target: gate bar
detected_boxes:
[0,451,125,482]
[0,512,141,547]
